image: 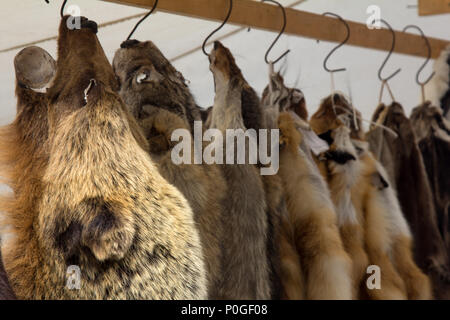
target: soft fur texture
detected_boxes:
[113,40,227,299]
[317,126,369,299]
[260,73,305,299]
[262,73,353,300]
[0,16,206,299]
[277,112,353,300]
[208,41,270,299]
[425,44,450,119]
[311,94,430,300]
[367,102,444,299]
[410,102,450,299]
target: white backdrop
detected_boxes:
[0,0,449,128]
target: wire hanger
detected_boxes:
[202,0,233,56]
[376,19,400,104]
[402,24,435,104]
[262,0,290,66]
[126,0,159,41]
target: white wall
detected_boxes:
[0,0,449,128]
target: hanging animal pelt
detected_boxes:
[410,102,450,299]
[0,16,207,299]
[425,44,450,119]
[260,72,307,299]
[263,73,353,300]
[311,94,431,299]
[368,102,446,299]
[207,41,270,299]
[113,39,227,299]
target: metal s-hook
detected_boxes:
[321,12,350,73]
[44,0,67,18]
[202,0,233,56]
[262,0,290,65]
[402,25,435,86]
[377,19,401,82]
[60,0,68,18]
[126,0,159,40]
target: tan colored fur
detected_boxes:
[0,17,206,299]
[278,112,353,300]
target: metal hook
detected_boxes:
[402,25,435,86]
[126,0,159,41]
[44,0,67,18]
[60,0,68,18]
[377,19,401,82]
[202,0,233,56]
[262,0,290,65]
[320,12,349,73]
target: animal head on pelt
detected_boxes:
[1,15,208,300]
[209,41,263,132]
[262,72,308,123]
[113,39,200,132]
[310,93,363,141]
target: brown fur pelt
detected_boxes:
[410,102,450,299]
[113,40,227,299]
[315,126,369,299]
[311,95,430,299]
[262,73,353,299]
[277,112,353,299]
[113,40,201,130]
[0,16,206,299]
[260,73,305,299]
[367,102,445,299]
[208,41,270,299]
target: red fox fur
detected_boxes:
[310,93,432,300]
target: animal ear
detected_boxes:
[371,171,389,190]
[14,46,56,91]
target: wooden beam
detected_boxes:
[102,0,449,59]
[419,0,450,16]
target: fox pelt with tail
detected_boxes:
[262,73,353,300]
[0,16,207,300]
[310,93,432,300]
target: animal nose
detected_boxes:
[213,41,220,50]
[80,17,98,34]
[120,40,141,49]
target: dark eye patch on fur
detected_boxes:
[319,130,334,145]
[325,150,356,164]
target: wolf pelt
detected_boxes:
[113,40,227,299]
[0,16,206,299]
[207,41,270,299]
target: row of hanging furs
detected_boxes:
[0,0,449,300]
